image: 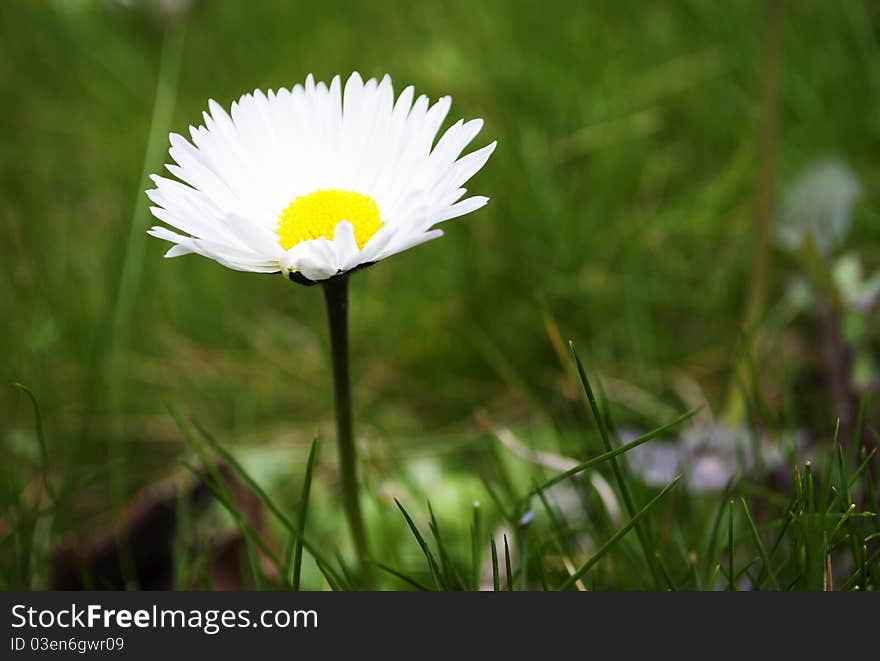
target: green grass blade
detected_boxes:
[654,552,677,591]
[819,421,841,509]
[335,551,357,589]
[834,442,851,512]
[479,475,515,525]
[374,562,432,591]
[176,418,278,588]
[803,461,822,590]
[847,447,877,492]
[518,518,530,591]
[173,409,347,589]
[533,485,585,586]
[490,536,500,592]
[394,499,443,589]
[470,501,482,591]
[314,557,344,591]
[181,462,279,585]
[569,342,663,587]
[238,519,264,590]
[14,384,54,501]
[503,534,513,591]
[839,544,879,591]
[537,551,549,591]
[560,475,681,590]
[740,497,779,590]
[829,503,856,543]
[104,28,186,583]
[187,416,345,587]
[428,501,465,590]
[529,404,700,497]
[769,492,799,558]
[701,479,736,583]
[290,438,318,591]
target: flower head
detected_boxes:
[147,72,496,282]
[776,158,861,256]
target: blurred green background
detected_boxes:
[2,0,879,587]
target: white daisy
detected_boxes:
[146,72,496,283]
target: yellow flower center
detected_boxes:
[277,189,383,251]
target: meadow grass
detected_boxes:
[2,0,879,589]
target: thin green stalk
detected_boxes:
[239,520,264,590]
[745,0,780,329]
[470,502,482,591]
[654,552,677,591]
[109,23,185,380]
[490,537,500,591]
[741,497,779,590]
[428,502,465,589]
[504,534,513,591]
[14,384,54,502]
[518,522,530,591]
[106,23,186,588]
[290,438,319,590]
[323,274,371,587]
[725,0,781,425]
[569,343,663,587]
[395,499,442,588]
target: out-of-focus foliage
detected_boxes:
[2,0,879,589]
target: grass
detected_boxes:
[5,343,877,590]
[2,0,879,590]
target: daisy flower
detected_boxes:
[146,72,496,283]
[146,72,496,587]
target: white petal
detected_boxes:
[217,213,283,258]
[281,239,339,281]
[343,224,396,270]
[432,196,490,224]
[440,141,497,192]
[331,220,359,266]
[146,72,495,278]
[430,118,484,173]
[376,228,444,261]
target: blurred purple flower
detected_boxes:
[620,425,808,493]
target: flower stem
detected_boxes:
[322,273,372,587]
